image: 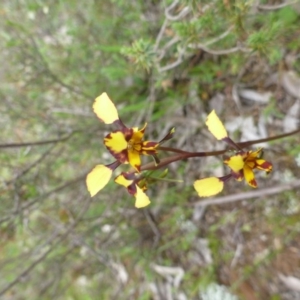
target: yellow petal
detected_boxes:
[128,149,141,172]
[255,159,272,172]
[130,124,146,146]
[224,154,244,172]
[159,127,175,143]
[93,92,119,124]
[193,177,224,197]
[206,110,228,140]
[131,131,143,143]
[134,186,151,208]
[247,148,262,160]
[115,174,133,187]
[86,165,113,197]
[104,131,128,154]
[141,141,158,154]
[243,164,257,188]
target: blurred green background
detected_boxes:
[1,0,300,299]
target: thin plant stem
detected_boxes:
[237,128,300,148]
[147,127,300,172]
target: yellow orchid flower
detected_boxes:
[104,123,159,172]
[205,110,228,140]
[194,110,273,197]
[93,92,119,124]
[86,161,120,197]
[225,148,272,188]
[194,177,225,197]
[115,172,151,208]
[93,93,159,172]
[87,92,176,207]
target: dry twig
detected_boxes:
[192,179,300,207]
[258,0,298,10]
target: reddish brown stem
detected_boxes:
[146,128,300,172]
[141,149,227,171]
[236,128,300,148]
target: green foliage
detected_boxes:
[121,39,156,71]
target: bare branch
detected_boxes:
[143,210,161,247]
[0,196,92,296]
[0,132,75,148]
[191,44,251,55]
[188,27,233,49]
[192,179,300,207]
[0,173,87,225]
[188,26,252,55]
[154,19,169,52]
[165,0,191,21]
[157,36,181,61]
[158,47,186,72]
[258,0,298,10]
[29,37,92,99]
[7,145,56,183]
